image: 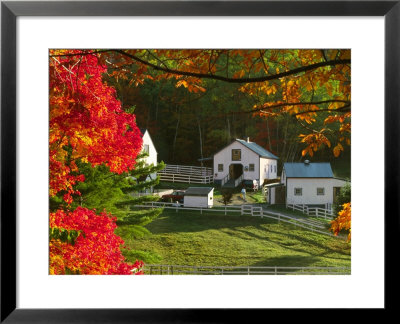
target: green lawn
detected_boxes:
[118,208,351,269]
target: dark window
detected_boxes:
[294,188,302,196]
[143,144,150,154]
[317,188,325,195]
[249,164,255,172]
[232,149,241,161]
[218,164,223,172]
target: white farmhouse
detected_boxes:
[281,161,349,206]
[213,138,279,188]
[183,187,214,208]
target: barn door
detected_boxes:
[229,164,234,179]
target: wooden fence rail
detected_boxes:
[142,264,351,275]
[287,203,334,220]
[159,164,213,176]
[158,164,214,184]
[132,202,341,238]
[159,173,214,184]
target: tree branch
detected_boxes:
[50,49,351,85]
[112,49,351,84]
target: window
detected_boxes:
[271,165,273,172]
[218,164,223,172]
[143,144,150,154]
[294,188,302,196]
[249,164,255,172]
[317,187,325,195]
[232,149,241,161]
[274,165,276,173]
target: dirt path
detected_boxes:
[213,192,256,206]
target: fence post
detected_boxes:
[248,266,250,275]
[274,266,277,275]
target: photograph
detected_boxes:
[2,0,397,319]
[49,49,352,276]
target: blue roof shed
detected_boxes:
[283,162,334,178]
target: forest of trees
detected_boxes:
[104,49,351,174]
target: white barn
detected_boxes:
[213,138,278,187]
[136,128,158,194]
[281,161,349,206]
[140,128,158,170]
[183,187,214,208]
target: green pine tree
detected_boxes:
[50,152,166,264]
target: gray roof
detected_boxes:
[283,162,334,178]
[184,187,214,196]
[236,139,279,159]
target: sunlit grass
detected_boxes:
[119,209,351,268]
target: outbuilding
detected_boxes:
[131,128,159,195]
[183,187,214,208]
[213,138,279,188]
[281,161,349,207]
[264,182,285,205]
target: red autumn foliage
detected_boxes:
[50,207,144,275]
[49,50,143,274]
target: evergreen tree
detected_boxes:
[49,151,166,264]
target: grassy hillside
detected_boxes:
[118,209,351,270]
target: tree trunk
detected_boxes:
[172,105,180,161]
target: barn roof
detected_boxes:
[236,139,279,159]
[213,138,278,159]
[184,187,214,196]
[283,162,334,178]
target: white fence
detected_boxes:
[159,164,214,184]
[143,264,350,275]
[133,202,340,238]
[287,204,334,220]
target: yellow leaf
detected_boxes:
[333,143,344,157]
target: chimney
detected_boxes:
[247,137,250,143]
[304,160,310,165]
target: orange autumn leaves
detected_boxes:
[49,50,143,274]
[87,49,351,157]
[330,203,351,241]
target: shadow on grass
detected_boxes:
[220,225,351,262]
[145,210,274,235]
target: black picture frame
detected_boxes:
[1,0,398,322]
